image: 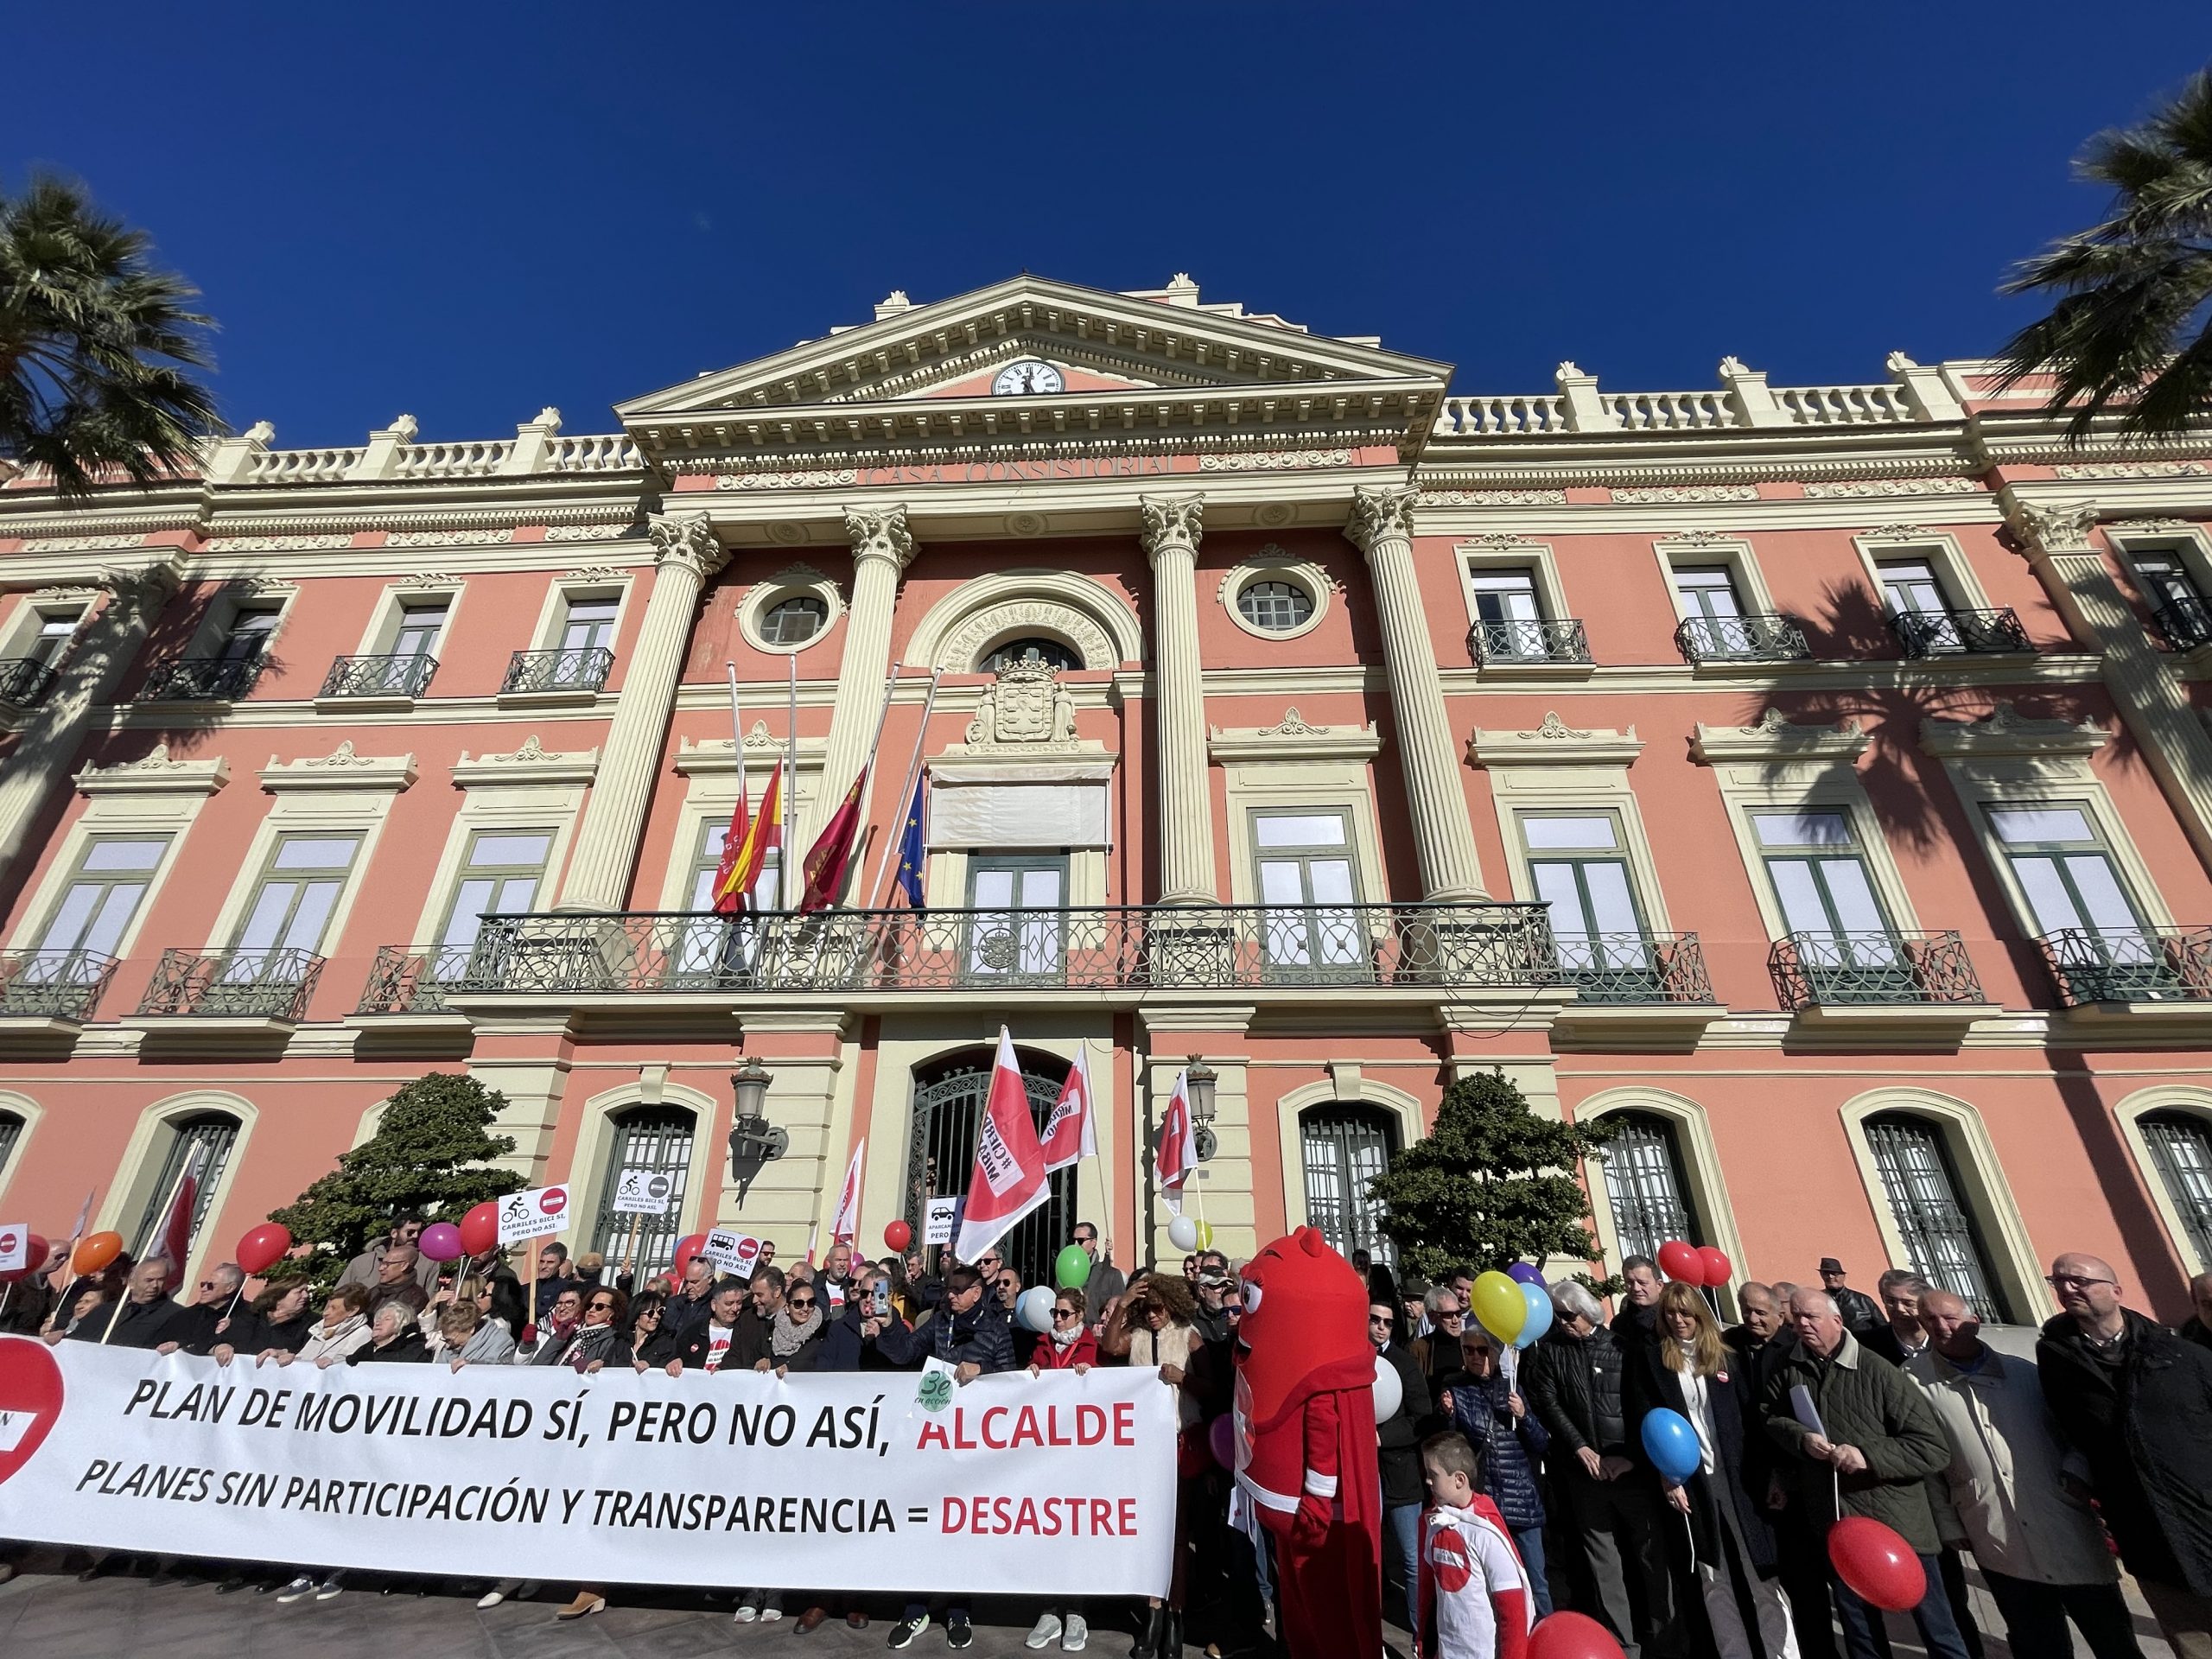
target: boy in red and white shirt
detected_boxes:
[1419,1431,1535,1659]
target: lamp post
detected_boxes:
[728,1055,786,1189]
[1185,1055,1217,1162]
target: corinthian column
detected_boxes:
[1141,495,1217,906]
[1345,486,1487,900]
[804,505,914,853]
[557,511,727,910]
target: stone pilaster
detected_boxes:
[1140,495,1217,906]
[556,511,727,910]
[804,505,914,858]
[1344,486,1488,900]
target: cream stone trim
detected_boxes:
[1851,525,1997,614]
[2103,521,2212,609]
[1206,709,1380,764]
[258,743,418,793]
[0,1089,47,1209]
[1468,713,1643,769]
[100,1089,260,1287]
[521,569,636,660]
[1218,551,1332,642]
[566,1080,723,1263]
[1695,742,1920,941]
[1691,709,1870,765]
[163,579,302,670]
[2112,1085,2212,1276]
[200,790,401,957]
[1484,764,1673,930]
[1270,1076,1427,1238]
[1918,702,2108,760]
[672,730,829,777]
[4,790,209,957]
[904,569,1141,673]
[403,785,589,950]
[74,744,230,797]
[0,589,92,664]
[352,576,467,659]
[1836,1086,2051,1324]
[737,564,844,657]
[1652,534,1778,620]
[1454,535,1574,635]
[450,736,601,788]
[657,759,824,911]
[1220,761,1385,912]
[1576,1086,1748,1314]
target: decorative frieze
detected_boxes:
[1417,488,1569,506]
[1608,484,1761,503]
[203,532,356,551]
[715,469,861,491]
[385,527,513,548]
[19,533,148,553]
[1467,712,1643,768]
[1196,448,1353,472]
[2053,460,2211,480]
[543,523,643,542]
[259,742,418,793]
[1802,477,1983,499]
[452,734,601,787]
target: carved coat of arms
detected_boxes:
[965,658,1078,749]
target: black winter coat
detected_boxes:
[876,1299,1017,1374]
[1624,1338,1778,1574]
[351,1328,430,1364]
[2037,1309,2212,1596]
[67,1296,183,1349]
[1376,1340,1429,1506]
[1525,1320,1632,1456]
[167,1300,269,1357]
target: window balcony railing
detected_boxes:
[355,945,467,1015]
[432,903,1560,999]
[2037,927,2212,1004]
[1674,614,1810,664]
[1769,930,1983,1008]
[136,947,324,1020]
[138,655,265,702]
[1889,607,2032,658]
[0,658,60,708]
[0,949,118,1020]
[2152,597,2212,651]
[1554,931,1714,1004]
[501,645,614,696]
[1467,617,1592,666]
[320,653,438,699]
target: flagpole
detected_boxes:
[726,662,750,905]
[864,667,943,909]
[841,663,904,905]
[108,1152,197,1345]
[782,654,799,912]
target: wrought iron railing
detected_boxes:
[1468,617,1592,666]
[138,654,266,702]
[0,658,60,707]
[2038,927,2212,1004]
[320,653,438,699]
[435,904,1560,997]
[136,947,324,1019]
[1769,930,1983,1008]
[356,945,467,1014]
[2152,597,2212,651]
[501,646,614,695]
[0,949,118,1020]
[1674,614,1810,664]
[1554,931,1714,1004]
[1889,607,2032,658]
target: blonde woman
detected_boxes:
[1101,1273,1202,1659]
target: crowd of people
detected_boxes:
[3,1219,2210,1659]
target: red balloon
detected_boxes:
[883,1219,913,1253]
[1529,1611,1626,1659]
[236,1222,292,1276]
[0,1230,49,1284]
[457,1200,500,1260]
[1828,1516,1926,1612]
[1695,1245,1732,1288]
[1656,1239,1701,1283]
[670,1232,709,1282]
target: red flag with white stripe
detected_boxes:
[1038,1047,1097,1173]
[830,1138,865,1243]
[954,1027,1050,1262]
[1155,1069,1198,1214]
[156,1147,203,1273]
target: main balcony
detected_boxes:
[1674,614,1809,664]
[1768,929,1992,1044]
[138,655,265,702]
[1889,607,2032,658]
[1467,617,1593,671]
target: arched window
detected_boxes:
[979,637,1080,673]
[585,1105,696,1279]
[761,594,827,645]
[0,1110,21,1183]
[1598,1111,1700,1266]
[1302,1104,1397,1268]
[1237,579,1315,632]
[131,1112,239,1262]
[1865,1113,2007,1319]
[2142,1110,2212,1272]
[904,1049,1077,1287]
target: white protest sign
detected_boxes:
[924,1197,963,1247]
[611,1169,675,1217]
[0,1223,26,1274]
[0,1338,1177,1593]
[702,1229,761,1275]
[498,1185,570,1246]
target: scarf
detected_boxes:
[1051,1320,1084,1352]
[771,1306,820,1357]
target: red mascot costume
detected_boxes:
[1233,1226,1382,1659]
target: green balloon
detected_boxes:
[1056,1244,1094,1290]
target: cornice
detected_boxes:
[1467,712,1643,767]
[1919,702,2108,759]
[74,743,229,796]
[258,741,419,792]
[1413,449,1984,491]
[450,734,601,787]
[1207,708,1381,763]
[1689,708,1870,764]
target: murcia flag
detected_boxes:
[830,1139,866,1243]
[954,1027,1050,1262]
[1155,1069,1198,1215]
[1038,1046,1097,1173]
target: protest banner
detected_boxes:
[610,1169,674,1217]
[924,1196,963,1247]
[702,1228,762,1275]
[0,1337,1176,1593]
[497,1185,569,1246]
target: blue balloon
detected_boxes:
[1513,1281,1553,1348]
[1641,1408,1702,1485]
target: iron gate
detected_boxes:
[1300,1105,1397,1268]
[587,1106,696,1281]
[1598,1113,1698,1267]
[2143,1111,2212,1272]
[1866,1115,2007,1320]
[904,1052,1076,1288]
[132,1113,239,1260]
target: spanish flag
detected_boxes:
[711,764,781,914]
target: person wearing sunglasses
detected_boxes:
[728,1284,831,1628]
[532,1287,628,1370]
[1019,1292,1097,1651]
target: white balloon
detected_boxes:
[1166,1214,1200,1252]
[1371,1351,1403,1423]
[1015,1287,1056,1333]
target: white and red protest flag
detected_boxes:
[830,1138,865,1243]
[156,1147,203,1271]
[954,1027,1050,1262]
[1038,1046,1097,1173]
[1155,1068,1198,1215]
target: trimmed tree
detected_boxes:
[1367,1071,1616,1284]
[269,1072,524,1294]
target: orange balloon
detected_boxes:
[71,1230,124,1277]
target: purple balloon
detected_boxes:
[1506,1263,1546,1287]
[1208,1414,1236,1471]
[418,1222,464,1262]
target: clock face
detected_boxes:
[992,359,1065,397]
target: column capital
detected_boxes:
[1343,485,1419,555]
[843,504,915,570]
[2001,491,2101,556]
[1139,495,1204,564]
[648,510,728,580]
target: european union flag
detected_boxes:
[894,776,926,908]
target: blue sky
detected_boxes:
[9,6,2209,445]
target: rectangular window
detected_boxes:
[1672,565,1745,622]
[229,833,363,966]
[220,606,283,664]
[1518,812,1654,993]
[431,830,554,978]
[1751,809,1893,938]
[1986,805,2144,940]
[1877,559,1950,620]
[965,854,1067,982]
[2131,550,2203,610]
[559,597,619,655]
[671,815,784,981]
[1253,810,1361,976]
[24,612,80,668]
[1467,569,1542,625]
[31,836,169,967]
[391,601,448,661]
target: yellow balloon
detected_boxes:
[1471,1270,1527,1344]
[1194,1220,1214,1249]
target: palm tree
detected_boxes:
[1996,67,2212,442]
[0,171,221,498]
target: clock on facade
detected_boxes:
[991,359,1065,397]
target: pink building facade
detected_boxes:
[2,273,2209,1323]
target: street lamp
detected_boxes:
[728,1055,786,1180]
[1185,1056,1217,1162]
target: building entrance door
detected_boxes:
[904,1048,1077,1289]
